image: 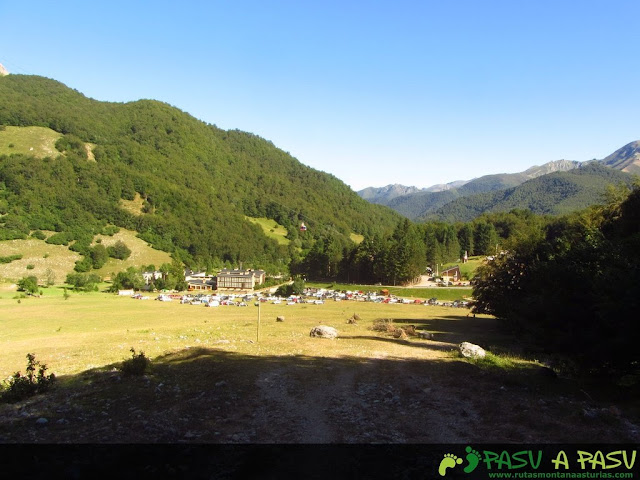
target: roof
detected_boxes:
[441,265,461,274]
[218,269,265,278]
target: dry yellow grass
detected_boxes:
[0,293,499,379]
[0,126,61,158]
[0,237,80,284]
[0,229,172,283]
[91,229,172,278]
[119,193,145,216]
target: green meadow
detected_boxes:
[0,125,62,158]
[0,290,503,380]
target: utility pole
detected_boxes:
[256,299,261,343]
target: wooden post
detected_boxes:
[256,299,261,343]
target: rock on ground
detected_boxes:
[459,342,486,359]
[310,326,338,339]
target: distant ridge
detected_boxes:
[602,140,640,174]
[357,145,639,221]
[424,162,636,222]
[358,184,425,204]
[359,159,582,219]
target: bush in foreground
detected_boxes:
[0,353,56,403]
[119,348,150,376]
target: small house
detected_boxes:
[441,266,461,283]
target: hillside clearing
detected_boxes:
[0,125,61,158]
[244,217,290,245]
[0,229,172,283]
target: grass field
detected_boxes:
[0,126,62,158]
[244,216,290,245]
[2,288,638,445]
[0,291,499,379]
[90,229,173,278]
[0,229,172,283]
[0,237,81,285]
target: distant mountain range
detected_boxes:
[358,142,640,221]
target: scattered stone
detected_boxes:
[346,317,358,324]
[392,329,408,340]
[36,418,48,425]
[276,316,285,322]
[215,380,227,387]
[309,325,338,339]
[459,342,486,359]
[418,331,434,340]
[403,325,417,336]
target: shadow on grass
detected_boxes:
[1,343,627,448]
[369,314,520,354]
[338,335,456,352]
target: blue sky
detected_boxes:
[1,0,639,190]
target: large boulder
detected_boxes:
[310,325,338,339]
[459,342,486,359]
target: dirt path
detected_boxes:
[0,346,638,444]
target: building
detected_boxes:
[184,269,216,291]
[216,269,266,291]
[441,266,462,283]
[187,278,216,291]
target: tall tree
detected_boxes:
[386,219,425,285]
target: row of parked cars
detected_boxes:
[150,290,470,308]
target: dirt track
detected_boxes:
[1,343,638,444]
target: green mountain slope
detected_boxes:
[375,160,581,219]
[424,163,637,222]
[0,75,400,271]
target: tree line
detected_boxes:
[291,210,545,284]
[471,184,640,377]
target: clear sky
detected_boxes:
[1,0,639,191]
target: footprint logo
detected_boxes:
[464,446,482,473]
[438,453,463,476]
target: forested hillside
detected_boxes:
[472,184,640,377]
[368,160,583,220]
[423,163,636,222]
[0,75,400,273]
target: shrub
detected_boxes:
[100,225,120,236]
[26,264,35,270]
[17,276,38,294]
[0,254,22,264]
[31,230,47,240]
[119,348,150,376]
[0,353,56,403]
[107,240,132,260]
[371,318,395,332]
[45,232,69,246]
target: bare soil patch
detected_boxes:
[1,346,637,444]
